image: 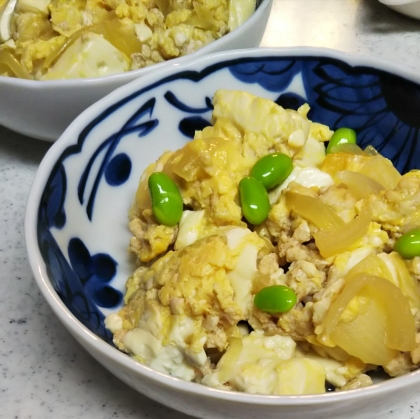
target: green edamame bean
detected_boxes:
[395,228,420,259]
[326,127,357,154]
[148,172,183,226]
[250,153,293,190]
[254,285,297,314]
[239,176,270,225]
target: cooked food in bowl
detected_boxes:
[0,0,256,79]
[27,48,420,418]
[104,89,420,396]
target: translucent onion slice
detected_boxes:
[192,1,219,31]
[364,145,378,156]
[384,252,420,311]
[335,170,384,200]
[328,143,365,155]
[346,252,394,283]
[323,273,416,365]
[285,191,345,230]
[217,337,243,384]
[163,142,204,182]
[313,211,371,258]
[344,251,420,310]
[183,13,215,31]
[321,152,371,176]
[136,151,175,210]
[358,154,401,190]
[330,286,399,366]
[0,49,31,79]
[95,19,142,57]
[135,171,153,210]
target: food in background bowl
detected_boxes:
[25,48,420,419]
[0,0,256,79]
[0,0,272,141]
[104,89,420,395]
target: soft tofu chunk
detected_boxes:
[42,32,130,80]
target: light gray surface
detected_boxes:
[2,0,420,418]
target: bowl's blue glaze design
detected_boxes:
[37,227,113,341]
[230,58,420,173]
[78,98,159,221]
[67,238,122,309]
[37,54,420,342]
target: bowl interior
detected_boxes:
[33,49,420,364]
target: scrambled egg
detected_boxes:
[0,0,256,79]
[106,89,420,395]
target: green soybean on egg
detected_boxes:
[239,176,270,225]
[148,172,183,226]
[254,285,297,314]
[326,127,357,154]
[250,153,293,190]
[395,228,420,259]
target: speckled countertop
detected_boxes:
[2,1,420,418]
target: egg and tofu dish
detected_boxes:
[0,0,255,79]
[105,89,420,395]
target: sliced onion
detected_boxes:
[364,145,378,156]
[183,13,215,31]
[335,170,384,200]
[313,211,371,258]
[349,252,420,311]
[329,143,365,155]
[0,49,31,79]
[135,176,152,210]
[94,19,142,56]
[330,286,398,366]
[192,1,219,31]
[386,252,420,311]
[358,154,401,190]
[322,273,416,365]
[346,252,394,283]
[321,152,371,176]
[285,191,345,230]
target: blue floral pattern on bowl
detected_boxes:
[36,51,420,344]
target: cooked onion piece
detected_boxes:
[314,211,371,258]
[335,170,384,200]
[346,252,394,282]
[322,273,416,365]
[358,154,401,190]
[285,191,345,230]
[321,152,371,176]
[380,252,420,311]
[0,48,31,78]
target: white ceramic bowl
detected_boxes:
[378,0,420,19]
[0,0,272,142]
[25,47,420,419]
